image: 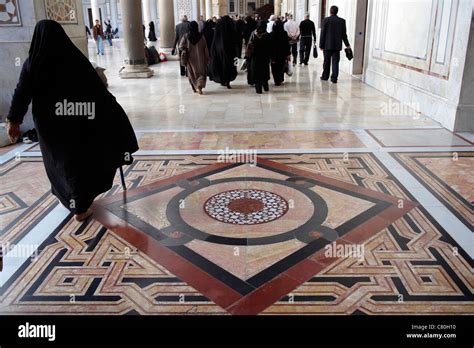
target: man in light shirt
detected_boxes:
[267,15,276,33]
[284,14,300,66]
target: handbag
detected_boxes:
[345,47,353,61]
[313,44,318,59]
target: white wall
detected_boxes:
[364,0,473,131]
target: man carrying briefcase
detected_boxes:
[319,6,351,84]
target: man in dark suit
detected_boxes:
[319,6,351,83]
[299,14,316,65]
[172,15,192,76]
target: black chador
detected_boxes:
[7,20,139,216]
[209,16,238,88]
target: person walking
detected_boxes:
[105,20,113,46]
[299,14,316,65]
[148,21,158,43]
[198,15,205,32]
[92,19,105,55]
[248,21,272,94]
[6,20,138,222]
[243,16,257,46]
[235,15,245,59]
[271,21,291,86]
[319,5,351,83]
[284,14,299,66]
[179,21,210,95]
[209,16,239,89]
[172,15,192,76]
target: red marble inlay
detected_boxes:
[228,198,264,214]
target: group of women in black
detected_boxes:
[246,20,291,93]
[195,15,291,94]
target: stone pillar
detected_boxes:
[158,0,176,54]
[143,0,153,39]
[206,0,212,19]
[91,0,100,22]
[218,0,227,16]
[200,0,205,19]
[195,0,201,18]
[212,0,218,17]
[119,0,154,79]
[109,0,119,31]
[274,0,282,17]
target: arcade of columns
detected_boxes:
[88,0,283,79]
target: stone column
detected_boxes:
[218,0,227,16]
[274,0,282,17]
[206,0,212,18]
[195,0,201,18]
[142,0,153,40]
[200,0,205,19]
[119,0,154,79]
[109,0,119,31]
[91,0,100,22]
[158,0,176,54]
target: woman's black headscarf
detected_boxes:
[243,16,257,41]
[148,21,157,42]
[202,20,214,51]
[187,21,202,45]
[28,20,104,95]
[271,20,286,39]
[29,21,89,75]
[255,20,268,36]
[212,15,237,49]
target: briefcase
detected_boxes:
[313,44,318,59]
[345,47,353,61]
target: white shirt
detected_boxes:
[267,20,275,33]
[284,20,300,40]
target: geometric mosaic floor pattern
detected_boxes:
[0,154,473,315]
[0,157,56,246]
[393,152,473,230]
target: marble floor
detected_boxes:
[0,40,472,315]
[87,40,441,131]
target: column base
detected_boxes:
[119,64,154,79]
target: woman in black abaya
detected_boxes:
[209,16,238,89]
[148,21,158,42]
[248,21,272,94]
[6,20,139,221]
[270,20,291,86]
